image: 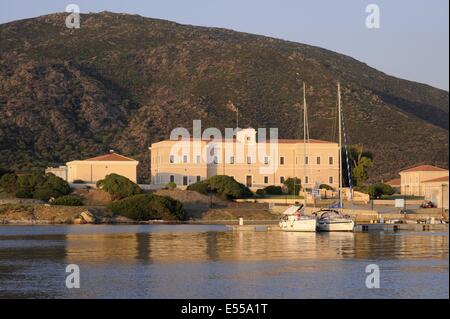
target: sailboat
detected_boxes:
[316,82,354,232]
[279,82,316,232]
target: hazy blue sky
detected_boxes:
[0,0,448,90]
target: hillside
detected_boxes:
[0,11,448,181]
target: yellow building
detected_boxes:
[66,152,139,183]
[422,176,449,209]
[399,165,449,196]
[150,129,339,190]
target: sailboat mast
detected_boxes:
[303,82,307,201]
[337,82,343,209]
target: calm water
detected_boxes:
[0,225,448,299]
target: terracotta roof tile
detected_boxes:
[422,176,449,183]
[84,153,136,162]
[400,165,448,173]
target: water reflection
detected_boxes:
[0,226,448,299]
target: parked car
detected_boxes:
[420,200,436,208]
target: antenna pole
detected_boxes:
[338,82,343,210]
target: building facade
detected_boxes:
[66,152,139,183]
[422,176,449,209]
[150,129,340,190]
[399,165,449,196]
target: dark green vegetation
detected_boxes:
[367,183,396,199]
[187,175,253,199]
[51,194,84,206]
[283,177,302,195]
[165,182,177,189]
[256,185,283,196]
[107,194,186,221]
[96,173,142,200]
[0,172,71,201]
[0,12,448,181]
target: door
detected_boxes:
[246,176,252,187]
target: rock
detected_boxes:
[80,211,97,223]
[73,217,87,224]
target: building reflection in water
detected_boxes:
[61,228,448,265]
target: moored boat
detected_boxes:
[279,205,317,232]
[316,209,354,232]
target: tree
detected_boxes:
[187,176,253,199]
[367,182,395,199]
[283,177,302,195]
[107,194,186,221]
[52,195,84,206]
[96,173,142,200]
[0,173,17,194]
[346,144,373,187]
[33,174,71,201]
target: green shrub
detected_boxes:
[319,184,334,191]
[15,188,33,198]
[256,185,283,195]
[0,167,13,179]
[52,195,84,206]
[187,181,209,195]
[96,173,142,200]
[33,174,71,201]
[186,176,252,199]
[0,173,18,194]
[283,177,302,195]
[207,175,253,199]
[107,194,186,221]
[368,183,395,199]
[166,182,177,189]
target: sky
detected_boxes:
[0,0,448,90]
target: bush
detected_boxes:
[207,175,253,199]
[319,184,334,191]
[0,173,18,194]
[33,174,71,201]
[52,195,84,206]
[186,176,252,199]
[368,182,395,199]
[187,181,209,195]
[15,188,33,198]
[166,182,177,189]
[96,173,142,200]
[256,185,283,196]
[107,194,186,221]
[0,167,13,179]
[283,177,302,195]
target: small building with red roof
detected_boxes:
[66,151,139,183]
[399,165,448,197]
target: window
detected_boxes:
[329,176,334,184]
[230,156,235,164]
[247,156,252,164]
[264,156,270,165]
[183,176,188,186]
[264,176,269,184]
[316,156,321,165]
[196,176,201,182]
[213,156,218,164]
[280,176,285,184]
[169,155,175,164]
[280,157,285,165]
[305,156,309,165]
[183,155,188,163]
[329,157,334,165]
[305,176,309,184]
[196,155,201,164]
[170,175,175,183]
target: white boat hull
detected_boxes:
[279,218,317,232]
[317,219,354,232]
